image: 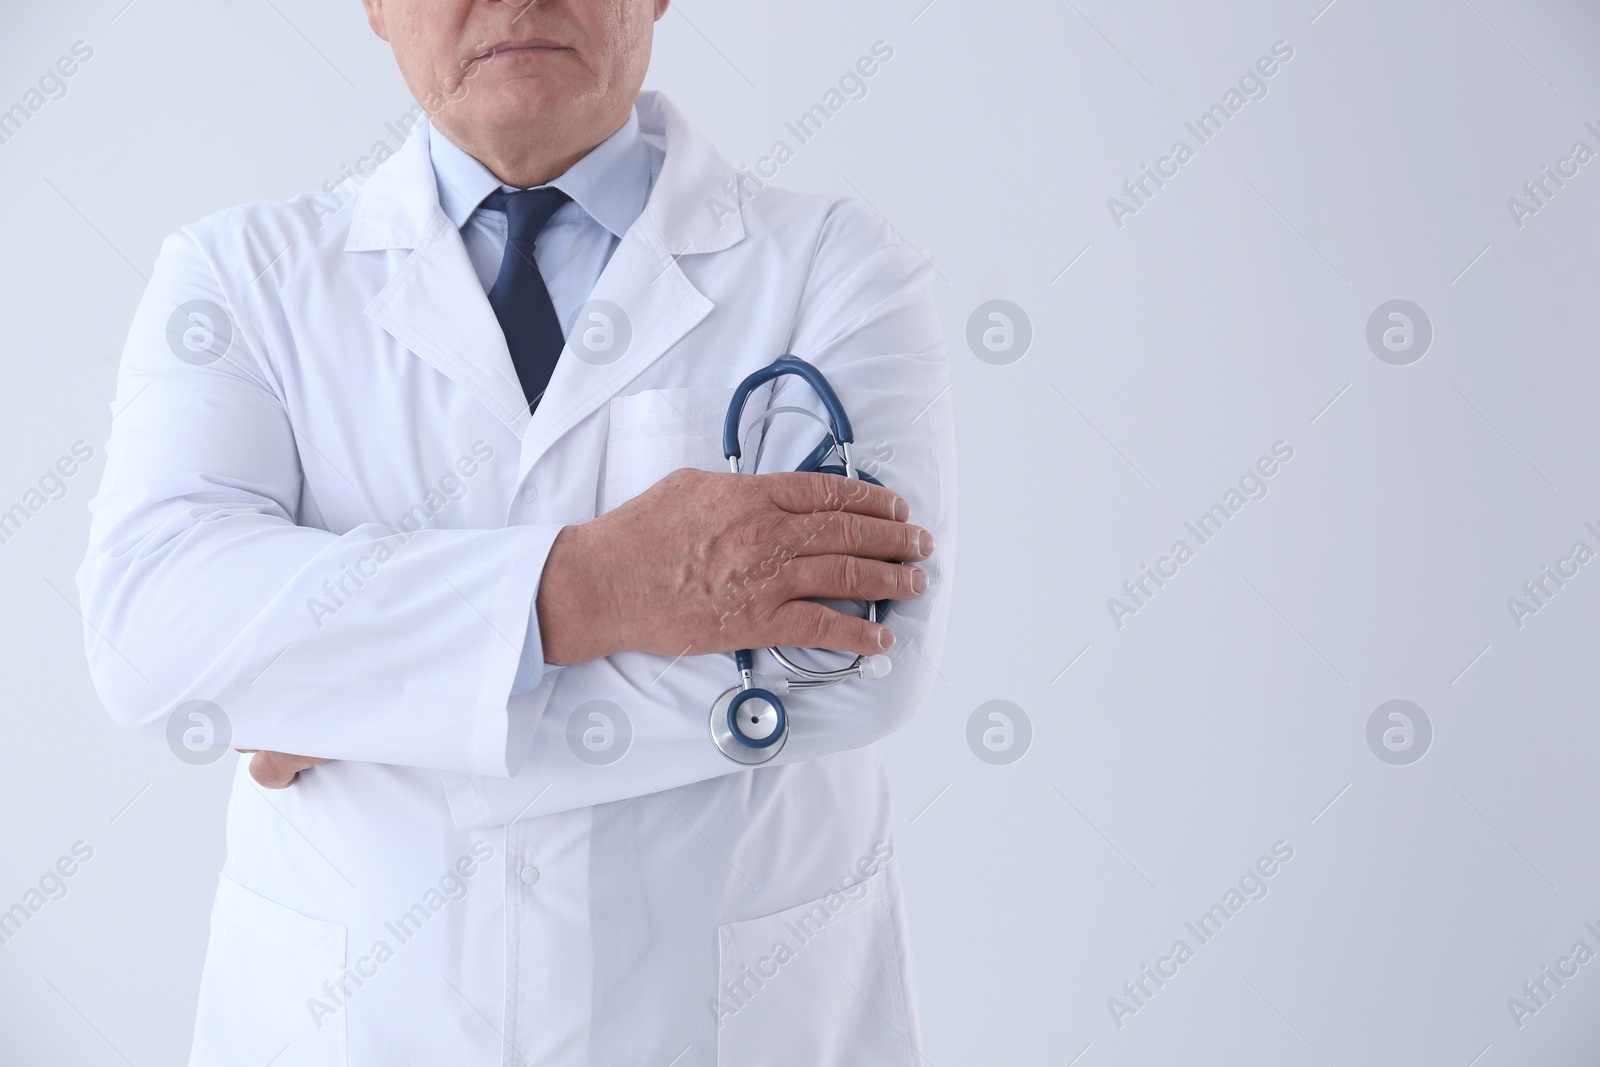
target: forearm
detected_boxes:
[80,510,565,775]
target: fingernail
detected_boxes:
[910,568,928,594]
[878,627,895,650]
[918,530,934,556]
[894,498,910,522]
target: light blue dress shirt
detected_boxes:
[429,107,662,331]
[427,109,663,693]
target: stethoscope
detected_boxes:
[710,356,895,765]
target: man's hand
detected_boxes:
[237,749,330,788]
[536,468,934,666]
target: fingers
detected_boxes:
[776,555,928,603]
[761,471,909,523]
[778,508,933,563]
[247,751,331,789]
[769,599,895,657]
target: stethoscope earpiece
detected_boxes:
[858,654,893,680]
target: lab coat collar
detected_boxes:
[428,108,654,242]
[351,90,733,444]
[346,90,743,256]
[634,90,746,254]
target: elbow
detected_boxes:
[867,663,929,742]
[83,641,173,740]
[861,572,954,745]
[85,642,221,756]
[836,629,944,751]
[77,559,179,741]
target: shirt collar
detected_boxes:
[429,107,653,240]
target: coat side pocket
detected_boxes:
[713,865,916,1067]
[189,873,347,1067]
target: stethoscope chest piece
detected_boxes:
[710,686,788,764]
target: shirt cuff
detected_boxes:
[464,522,565,778]
[500,530,569,778]
[510,602,563,695]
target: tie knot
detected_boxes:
[483,187,571,244]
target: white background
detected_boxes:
[3,0,1600,1063]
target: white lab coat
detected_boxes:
[77,90,955,1067]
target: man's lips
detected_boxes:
[474,39,567,61]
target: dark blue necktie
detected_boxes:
[483,187,571,411]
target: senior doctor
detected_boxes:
[77,1,955,1064]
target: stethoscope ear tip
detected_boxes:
[859,654,893,680]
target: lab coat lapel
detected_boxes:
[347,93,746,461]
[514,217,709,477]
[514,91,747,478]
[351,122,534,435]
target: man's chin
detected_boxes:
[466,79,590,124]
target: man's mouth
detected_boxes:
[474,38,567,62]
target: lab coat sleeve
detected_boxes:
[444,196,957,829]
[76,230,561,777]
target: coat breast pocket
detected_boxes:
[189,874,347,1067]
[713,866,917,1067]
[600,387,738,514]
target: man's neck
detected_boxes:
[432,107,632,189]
